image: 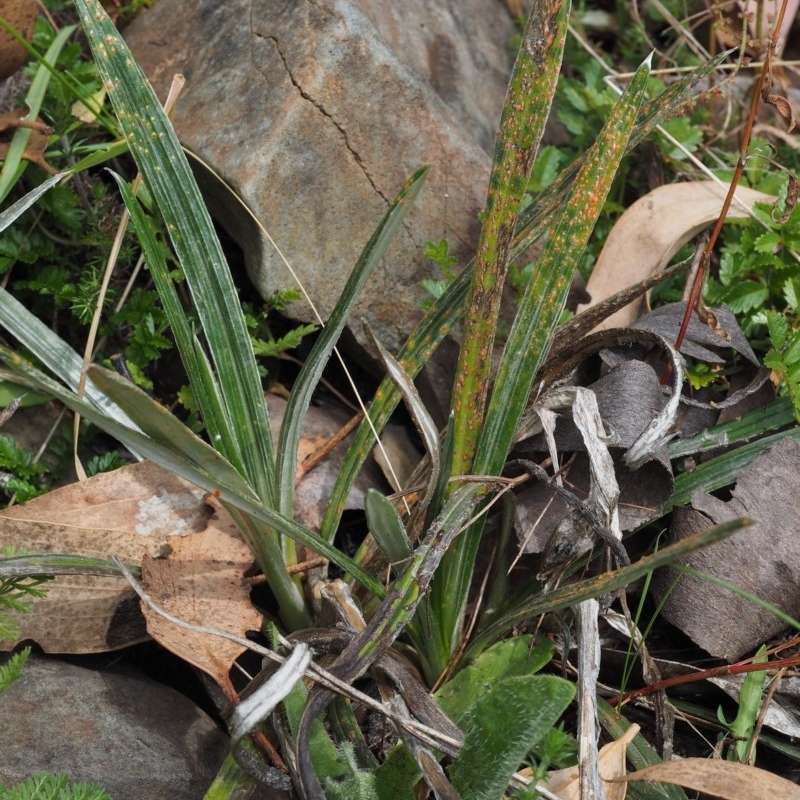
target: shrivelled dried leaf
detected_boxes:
[654,437,800,660]
[141,494,261,697]
[514,340,675,554]
[540,723,639,800]
[634,302,760,366]
[0,110,56,174]
[621,757,800,799]
[0,461,221,653]
[763,93,795,133]
[0,0,37,78]
[580,182,775,330]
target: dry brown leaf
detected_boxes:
[622,757,800,799]
[580,182,775,330]
[539,724,639,800]
[0,0,37,78]
[0,461,225,653]
[764,93,796,133]
[0,109,56,174]
[141,493,261,698]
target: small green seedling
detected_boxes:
[717,645,768,764]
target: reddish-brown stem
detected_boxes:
[665,0,791,382]
[615,634,800,706]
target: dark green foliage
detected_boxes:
[0,647,30,695]
[0,773,112,800]
[0,567,51,643]
[0,434,52,502]
[84,450,128,477]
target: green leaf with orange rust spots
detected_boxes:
[475,53,654,478]
[448,0,570,480]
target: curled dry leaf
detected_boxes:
[0,109,57,175]
[540,723,639,800]
[580,182,775,330]
[621,757,800,799]
[0,461,228,653]
[0,0,37,78]
[763,92,795,133]
[633,302,759,367]
[140,492,262,698]
[514,331,678,555]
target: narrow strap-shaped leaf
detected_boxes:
[365,488,413,566]
[0,345,383,597]
[322,50,732,546]
[0,553,135,579]
[669,424,800,509]
[0,288,136,428]
[0,25,74,202]
[367,323,441,518]
[449,0,569,478]
[463,516,749,664]
[74,0,275,502]
[320,263,471,542]
[476,53,653,475]
[275,167,428,519]
[428,55,653,666]
[110,172,244,475]
[0,172,67,232]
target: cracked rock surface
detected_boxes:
[124,0,517,395]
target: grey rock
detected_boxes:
[0,653,228,799]
[124,0,515,386]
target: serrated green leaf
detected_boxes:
[763,350,786,371]
[724,280,769,314]
[448,675,575,800]
[754,230,781,253]
[783,278,800,311]
[782,332,800,366]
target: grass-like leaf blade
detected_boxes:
[73,0,275,502]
